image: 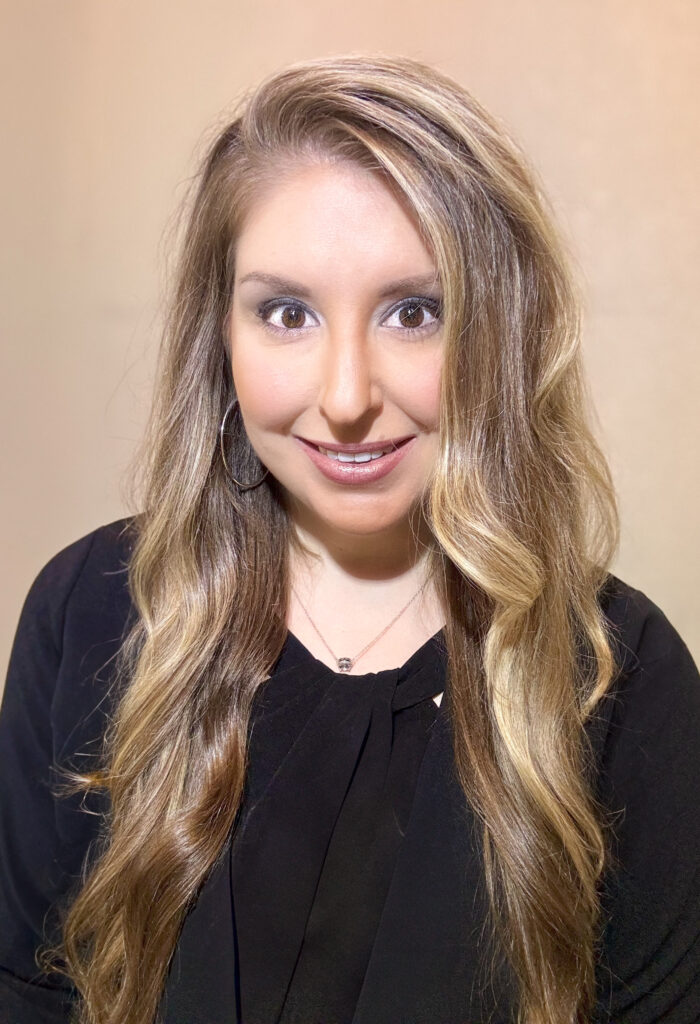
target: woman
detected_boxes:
[1,53,699,1024]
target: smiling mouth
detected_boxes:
[298,437,413,462]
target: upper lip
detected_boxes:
[297,435,414,454]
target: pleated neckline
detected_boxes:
[232,621,448,1024]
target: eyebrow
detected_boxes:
[237,271,441,299]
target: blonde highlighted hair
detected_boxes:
[42,53,620,1024]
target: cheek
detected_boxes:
[230,341,306,429]
[423,349,444,425]
[419,374,442,428]
[391,353,443,429]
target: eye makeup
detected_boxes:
[254,295,443,339]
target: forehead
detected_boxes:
[233,160,438,287]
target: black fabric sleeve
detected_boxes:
[594,584,700,1023]
[0,528,104,1023]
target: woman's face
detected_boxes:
[228,159,444,545]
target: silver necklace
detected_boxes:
[290,577,430,673]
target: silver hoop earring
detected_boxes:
[219,398,269,491]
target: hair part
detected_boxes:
[40,52,620,1024]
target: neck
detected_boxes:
[287,502,435,585]
[284,504,446,670]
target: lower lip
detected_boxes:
[295,437,416,484]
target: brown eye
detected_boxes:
[256,299,316,335]
[385,298,441,335]
[280,305,306,329]
[398,303,426,329]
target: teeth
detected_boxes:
[317,445,394,462]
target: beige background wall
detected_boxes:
[2,0,699,687]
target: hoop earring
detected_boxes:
[219,398,269,491]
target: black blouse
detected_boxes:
[2,516,700,1024]
[232,628,445,1023]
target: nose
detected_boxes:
[317,323,382,428]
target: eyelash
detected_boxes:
[255,296,443,338]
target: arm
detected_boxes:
[0,521,133,1023]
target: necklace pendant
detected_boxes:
[337,657,353,673]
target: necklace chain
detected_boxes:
[291,577,430,673]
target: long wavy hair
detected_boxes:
[41,53,620,1024]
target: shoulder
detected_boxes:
[597,571,696,679]
[583,570,700,796]
[22,515,138,612]
[4,516,140,762]
[13,516,139,651]
[593,570,700,824]
[596,570,699,718]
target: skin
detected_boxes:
[228,160,446,668]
